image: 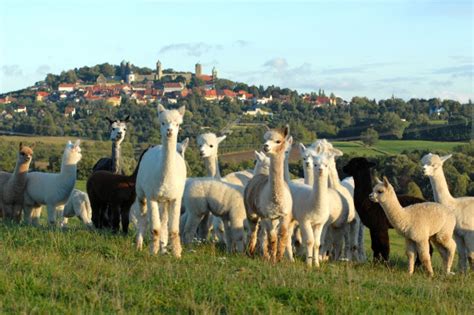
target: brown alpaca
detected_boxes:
[244,125,293,262]
[0,143,34,222]
[87,148,148,234]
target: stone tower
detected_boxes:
[212,66,217,79]
[156,60,163,80]
[195,63,202,77]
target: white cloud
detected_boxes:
[159,42,222,57]
[1,65,23,77]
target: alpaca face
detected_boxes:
[177,138,189,157]
[110,121,127,143]
[312,153,330,178]
[64,140,82,165]
[298,143,314,169]
[342,157,376,176]
[263,126,290,155]
[158,105,185,140]
[369,177,392,203]
[197,133,226,158]
[254,151,270,174]
[421,153,451,177]
[18,143,33,165]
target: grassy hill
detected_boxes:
[0,222,472,313]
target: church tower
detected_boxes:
[212,67,218,80]
[156,60,163,80]
[195,63,202,77]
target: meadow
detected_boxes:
[0,221,472,314]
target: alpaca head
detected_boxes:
[312,152,331,178]
[421,153,452,177]
[263,125,290,156]
[107,116,129,144]
[177,138,189,157]
[18,142,34,165]
[311,139,333,154]
[63,140,82,165]
[342,157,376,177]
[157,104,185,141]
[298,143,314,169]
[254,151,271,175]
[197,133,226,158]
[369,176,394,203]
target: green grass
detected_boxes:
[0,222,472,313]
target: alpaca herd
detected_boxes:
[0,104,473,277]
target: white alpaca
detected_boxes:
[0,143,33,222]
[59,189,93,228]
[244,126,293,262]
[135,105,186,258]
[422,153,474,272]
[370,176,457,276]
[23,140,82,226]
[183,151,270,252]
[289,152,338,267]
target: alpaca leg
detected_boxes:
[285,220,296,262]
[196,212,211,240]
[31,206,42,226]
[179,211,188,239]
[168,199,183,259]
[3,204,14,222]
[13,204,22,223]
[183,211,204,245]
[416,240,433,276]
[300,221,314,267]
[247,219,259,256]
[331,226,345,261]
[231,222,245,254]
[453,233,467,272]
[267,220,278,263]
[432,236,456,275]
[370,228,389,262]
[319,223,331,261]
[349,219,360,262]
[135,197,147,251]
[358,223,367,262]
[313,223,325,268]
[223,219,233,253]
[120,204,131,235]
[159,202,169,254]
[147,199,161,255]
[464,232,474,271]
[277,215,291,262]
[406,239,416,275]
[110,204,121,233]
[23,206,33,225]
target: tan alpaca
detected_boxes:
[422,153,474,272]
[370,176,456,276]
[0,143,33,222]
[244,125,293,262]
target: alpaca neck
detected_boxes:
[284,154,290,182]
[429,169,455,204]
[204,155,221,178]
[13,159,30,177]
[353,170,373,206]
[328,163,341,189]
[303,164,314,186]
[269,152,286,202]
[378,190,409,229]
[112,141,121,174]
[10,159,30,193]
[312,170,329,211]
[159,135,178,185]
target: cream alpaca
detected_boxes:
[422,153,474,272]
[0,143,34,222]
[59,189,93,228]
[370,176,456,276]
[23,140,82,226]
[244,126,293,262]
[135,105,187,258]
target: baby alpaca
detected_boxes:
[23,140,82,226]
[370,177,456,276]
[422,153,474,272]
[59,189,93,228]
[0,143,34,222]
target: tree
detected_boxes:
[361,128,379,146]
[379,112,406,139]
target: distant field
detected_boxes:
[0,135,104,145]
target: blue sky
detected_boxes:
[0,0,472,102]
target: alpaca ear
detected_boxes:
[440,154,452,163]
[383,176,390,188]
[157,104,166,114]
[30,143,36,150]
[105,117,114,124]
[19,142,23,151]
[287,136,293,146]
[331,148,343,157]
[181,137,189,152]
[123,115,130,122]
[73,139,81,148]
[217,135,226,144]
[255,151,262,161]
[283,124,290,138]
[375,176,383,185]
[178,105,186,116]
[67,140,72,147]
[298,143,306,156]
